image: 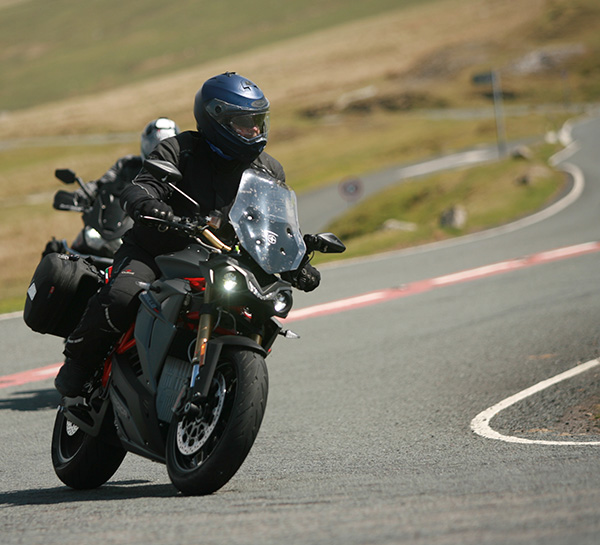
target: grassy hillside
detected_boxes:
[1,0,599,311]
[321,143,565,263]
[0,0,426,111]
[4,0,599,139]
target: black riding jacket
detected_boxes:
[75,154,143,202]
[120,130,285,256]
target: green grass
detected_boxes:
[0,141,139,199]
[0,297,24,315]
[3,0,598,114]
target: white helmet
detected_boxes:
[140,117,180,160]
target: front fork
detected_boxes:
[190,283,214,392]
[189,282,263,394]
[175,295,268,422]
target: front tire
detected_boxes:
[166,349,268,495]
[51,406,126,489]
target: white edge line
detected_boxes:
[471,359,600,446]
[0,311,22,321]
[558,119,574,147]
[549,142,580,166]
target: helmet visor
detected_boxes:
[206,98,270,142]
[229,112,270,142]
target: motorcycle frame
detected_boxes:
[62,241,285,464]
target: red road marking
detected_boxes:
[283,241,600,323]
[0,363,61,389]
[3,241,600,390]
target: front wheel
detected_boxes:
[51,406,126,489]
[166,349,268,495]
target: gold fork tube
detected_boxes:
[249,334,263,346]
[192,284,214,366]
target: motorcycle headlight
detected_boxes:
[222,271,239,292]
[82,226,121,255]
[83,226,104,251]
[273,291,292,315]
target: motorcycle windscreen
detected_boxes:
[229,169,306,274]
[82,191,133,241]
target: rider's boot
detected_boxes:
[54,293,121,397]
[54,358,99,397]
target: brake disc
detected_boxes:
[176,374,226,455]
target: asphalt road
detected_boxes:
[2,115,600,544]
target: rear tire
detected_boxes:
[51,406,126,489]
[166,349,268,495]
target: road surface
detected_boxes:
[2,114,600,544]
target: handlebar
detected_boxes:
[138,219,344,257]
[138,215,232,252]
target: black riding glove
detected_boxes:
[53,190,90,210]
[134,199,174,222]
[283,262,321,292]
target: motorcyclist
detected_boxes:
[52,117,181,212]
[54,72,321,397]
[46,118,180,258]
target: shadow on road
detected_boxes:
[0,480,178,505]
[0,387,60,411]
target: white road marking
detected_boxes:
[549,142,580,166]
[0,310,22,321]
[471,359,600,446]
[532,241,600,262]
[395,149,497,179]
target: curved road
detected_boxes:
[2,115,600,544]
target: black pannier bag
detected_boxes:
[23,253,103,338]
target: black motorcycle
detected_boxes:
[48,168,133,268]
[51,160,345,495]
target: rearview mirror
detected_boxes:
[306,233,346,254]
[143,159,183,183]
[55,169,77,184]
